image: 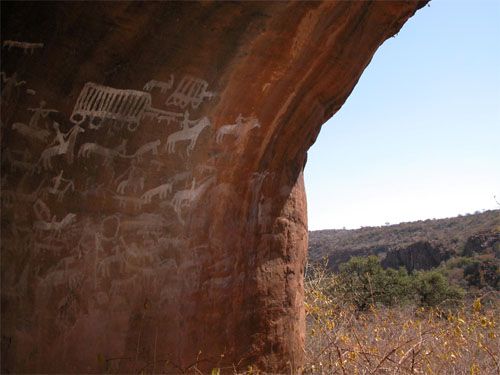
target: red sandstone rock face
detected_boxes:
[1,2,427,373]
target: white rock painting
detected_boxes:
[27,101,58,129]
[45,170,75,202]
[165,116,211,155]
[141,182,173,204]
[70,82,183,131]
[2,65,226,321]
[70,82,152,131]
[2,40,44,54]
[113,195,144,211]
[124,139,161,161]
[143,76,174,94]
[77,140,127,166]
[165,75,214,109]
[33,213,77,236]
[215,114,261,144]
[37,123,84,170]
[170,176,216,216]
[1,72,26,101]
[12,122,50,142]
[115,163,145,194]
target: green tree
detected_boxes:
[413,270,464,306]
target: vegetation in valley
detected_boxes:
[303,211,499,374]
[303,260,499,374]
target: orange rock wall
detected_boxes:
[1,2,426,373]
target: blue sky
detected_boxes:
[305,0,500,230]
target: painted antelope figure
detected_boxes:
[2,40,44,54]
[38,123,84,170]
[116,163,145,194]
[171,176,216,214]
[120,238,160,265]
[141,182,173,204]
[33,213,77,236]
[113,195,144,211]
[126,139,161,161]
[165,116,211,155]
[78,140,127,166]
[12,122,50,142]
[215,114,261,144]
[97,253,127,278]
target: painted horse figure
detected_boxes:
[165,116,211,155]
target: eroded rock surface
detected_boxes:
[1,2,426,373]
[381,241,451,272]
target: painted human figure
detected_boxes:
[181,110,193,130]
[1,72,26,102]
[27,100,57,130]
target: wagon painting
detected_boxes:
[70,82,182,131]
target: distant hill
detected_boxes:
[308,210,500,274]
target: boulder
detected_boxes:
[463,231,500,257]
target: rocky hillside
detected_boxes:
[309,210,500,272]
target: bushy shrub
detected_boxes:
[413,270,464,306]
[328,256,464,310]
[304,260,499,375]
[332,256,413,310]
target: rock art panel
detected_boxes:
[1,2,428,373]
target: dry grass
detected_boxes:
[303,265,500,374]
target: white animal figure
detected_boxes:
[143,76,174,94]
[113,195,144,211]
[195,164,217,175]
[141,182,173,204]
[165,116,211,155]
[12,122,50,142]
[33,213,77,236]
[128,139,161,161]
[97,253,126,278]
[158,236,187,250]
[2,40,44,54]
[170,171,192,185]
[120,213,167,233]
[78,140,127,166]
[120,238,159,265]
[116,164,145,194]
[171,176,215,213]
[215,114,261,144]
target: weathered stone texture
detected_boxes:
[1,2,426,373]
